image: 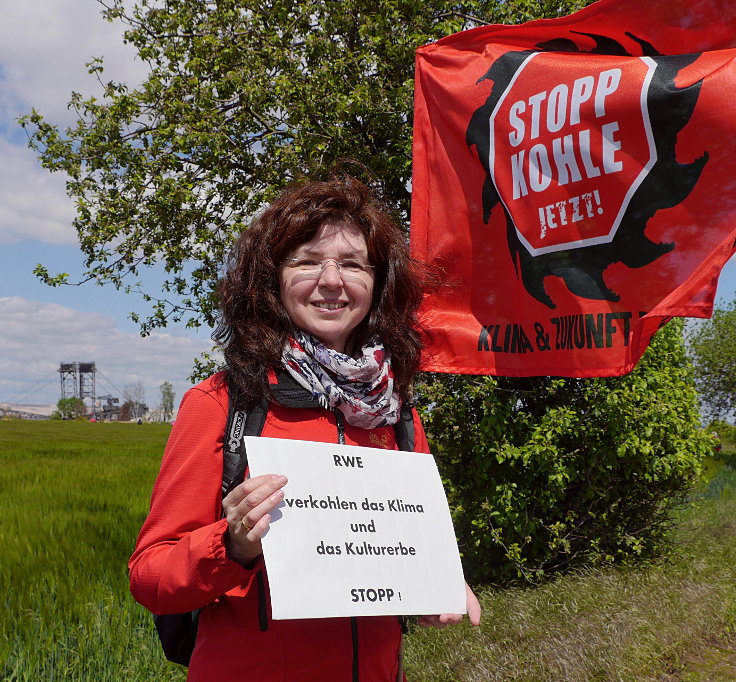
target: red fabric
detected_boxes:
[411,0,736,377]
[129,372,429,681]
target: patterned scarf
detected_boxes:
[281,330,400,429]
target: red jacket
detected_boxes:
[129,373,430,681]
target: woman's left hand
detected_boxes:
[416,582,481,628]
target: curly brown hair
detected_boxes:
[214,175,427,408]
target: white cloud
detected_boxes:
[0,296,215,409]
[0,1,146,125]
[0,0,148,245]
[0,139,77,244]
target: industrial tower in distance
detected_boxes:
[58,362,96,403]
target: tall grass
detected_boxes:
[3,420,736,680]
[403,456,736,681]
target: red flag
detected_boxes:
[411,0,736,377]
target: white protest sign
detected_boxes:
[245,436,467,620]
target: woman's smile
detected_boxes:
[312,300,348,311]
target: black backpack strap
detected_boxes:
[221,393,270,634]
[392,401,416,452]
[222,396,269,499]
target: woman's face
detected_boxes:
[279,221,375,354]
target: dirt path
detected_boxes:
[665,636,736,681]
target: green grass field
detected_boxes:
[2,420,735,681]
[0,420,183,681]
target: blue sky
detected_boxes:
[0,1,212,409]
[0,1,734,409]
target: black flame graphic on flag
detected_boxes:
[466,33,708,309]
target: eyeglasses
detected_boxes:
[282,257,375,276]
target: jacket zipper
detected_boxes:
[333,409,357,680]
[334,409,346,445]
[351,616,359,682]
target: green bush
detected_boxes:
[417,320,712,583]
[708,419,736,447]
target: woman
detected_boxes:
[129,175,480,681]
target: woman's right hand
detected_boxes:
[223,474,288,566]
